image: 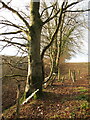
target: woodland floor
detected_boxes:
[2,62,90,120]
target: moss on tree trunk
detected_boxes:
[25,1,44,99]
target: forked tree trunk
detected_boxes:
[25,1,43,98]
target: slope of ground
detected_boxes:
[2,62,90,120]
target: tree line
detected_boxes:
[0,0,88,100]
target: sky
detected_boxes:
[67,29,88,63]
[67,0,88,62]
[88,1,90,63]
[0,0,89,62]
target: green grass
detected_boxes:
[79,89,88,92]
[78,87,88,93]
[74,87,88,93]
[81,102,89,109]
[70,112,76,118]
[75,94,88,101]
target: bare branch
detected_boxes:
[0,20,28,34]
[0,30,22,35]
[43,8,60,24]
[3,74,27,78]
[3,60,27,71]
[40,3,56,17]
[9,36,27,41]
[41,2,65,59]
[13,44,27,53]
[0,39,26,47]
[0,42,10,52]
[0,1,30,28]
[43,1,81,24]
[64,1,80,10]
[65,9,90,13]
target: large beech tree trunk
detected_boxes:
[25,1,43,98]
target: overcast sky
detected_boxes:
[0,0,89,62]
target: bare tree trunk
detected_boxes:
[25,1,43,98]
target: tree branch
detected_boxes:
[0,39,26,47]
[0,30,22,35]
[0,1,30,28]
[40,4,56,17]
[43,8,60,24]
[43,1,81,25]
[3,61,27,71]
[64,1,79,10]
[3,74,27,78]
[0,20,27,31]
[65,9,90,13]
[41,2,65,59]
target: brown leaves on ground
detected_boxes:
[2,63,90,120]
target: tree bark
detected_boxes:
[25,1,43,98]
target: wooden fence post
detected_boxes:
[58,67,61,81]
[78,70,80,76]
[16,83,20,119]
[71,70,76,83]
[69,69,71,79]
